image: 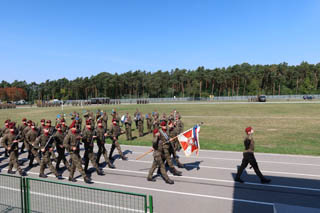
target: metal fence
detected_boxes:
[0,174,153,213]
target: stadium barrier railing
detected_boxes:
[0,174,153,213]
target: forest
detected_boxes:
[0,62,319,101]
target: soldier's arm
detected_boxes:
[1,135,8,149]
[63,134,70,150]
[33,137,41,149]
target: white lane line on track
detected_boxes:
[7,171,274,207]
[104,168,320,193]
[129,151,320,167]
[129,159,320,178]
[121,144,320,159]
[0,186,144,212]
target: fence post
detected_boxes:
[148,195,153,213]
[22,178,30,213]
[20,177,24,213]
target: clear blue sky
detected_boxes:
[0,0,319,83]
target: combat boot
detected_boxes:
[171,168,182,176]
[56,174,63,180]
[7,169,15,174]
[39,173,48,178]
[165,179,174,184]
[177,162,184,168]
[68,177,76,182]
[121,156,128,161]
[108,163,115,169]
[97,169,104,176]
[19,171,27,176]
[147,177,156,182]
[84,176,91,184]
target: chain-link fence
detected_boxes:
[0,174,153,213]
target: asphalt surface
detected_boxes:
[1,145,320,213]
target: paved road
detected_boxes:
[1,145,320,213]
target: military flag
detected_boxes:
[177,124,201,157]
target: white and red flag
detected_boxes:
[177,125,201,157]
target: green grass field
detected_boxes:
[1,103,320,156]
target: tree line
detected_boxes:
[0,62,319,102]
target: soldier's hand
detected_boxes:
[93,136,97,138]
[155,133,160,137]
[113,137,116,140]
[72,146,77,151]
[59,145,64,148]
[49,148,53,152]
[13,140,18,143]
[7,147,11,151]
[41,148,45,152]
[104,133,108,136]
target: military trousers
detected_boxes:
[147,154,170,181]
[236,152,264,180]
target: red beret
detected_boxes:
[60,118,65,122]
[160,121,166,127]
[41,119,45,122]
[245,127,252,134]
[56,124,61,129]
[22,118,27,122]
[69,120,76,129]
[97,120,102,124]
[153,128,159,136]
[86,120,91,125]
[9,122,16,129]
[5,119,10,124]
[46,120,51,123]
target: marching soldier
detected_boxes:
[160,113,168,124]
[152,115,160,133]
[1,122,26,176]
[160,121,182,176]
[82,120,104,175]
[168,112,175,122]
[168,121,184,168]
[63,121,91,183]
[175,114,184,134]
[36,126,62,179]
[53,124,71,171]
[0,119,11,157]
[19,118,28,153]
[137,112,144,137]
[25,122,41,168]
[146,113,153,133]
[152,109,159,119]
[235,127,271,184]
[96,109,102,122]
[101,112,108,130]
[134,109,139,129]
[109,119,127,161]
[96,120,115,168]
[124,113,133,140]
[147,128,174,184]
[60,118,68,133]
[38,119,46,134]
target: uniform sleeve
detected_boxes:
[33,136,41,149]
[1,135,8,149]
[63,134,70,150]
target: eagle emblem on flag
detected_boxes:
[178,125,201,157]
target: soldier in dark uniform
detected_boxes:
[19,118,28,153]
[235,127,271,184]
[146,113,153,133]
[168,112,175,122]
[95,120,115,168]
[63,121,90,183]
[1,122,26,176]
[134,109,139,129]
[124,113,132,140]
[168,121,184,168]
[159,121,182,176]
[108,119,127,161]
[36,126,62,179]
[175,114,184,134]
[82,120,104,175]
[25,122,42,168]
[53,124,71,171]
[96,109,102,122]
[38,119,46,135]
[147,128,174,184]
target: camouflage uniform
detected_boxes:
[147,131,173,184]
[1,131,25,175]
[53,130,71,171]
[124,115,132,140]
[137,114,144,137]
[82,128,103,175]
[101,113,108,130]
[152,117,160,132]
[63,131,89,182]
[108,123,127,160]
[18,122,28,153]
[25,128,41,167]
[168,126,184,168]
[96,126,115,168]
[35,133,60,178]
[160,129,182,176]
[146,113,153,133]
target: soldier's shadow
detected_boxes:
[110,150,132,162]
[183,160,203,171]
